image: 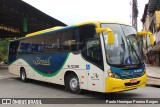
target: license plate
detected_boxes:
[130,79,137,83]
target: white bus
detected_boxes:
[8,21,154,93]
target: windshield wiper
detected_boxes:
[127,39,141,64]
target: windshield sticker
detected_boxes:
[125,56,132,64]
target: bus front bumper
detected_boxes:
[105,73,147,93]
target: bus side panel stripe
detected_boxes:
[10,53,70,77]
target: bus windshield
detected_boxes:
[101,23,144,68]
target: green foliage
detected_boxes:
[0,38,10,63]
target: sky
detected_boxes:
[23,0,149,31]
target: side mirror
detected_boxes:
[95,28,114,45]
[137,31,154,46]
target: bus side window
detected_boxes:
[9,41,19,55]
[8,41,20,63]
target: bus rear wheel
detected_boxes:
[20,68,27,82]
[66,73,81,94]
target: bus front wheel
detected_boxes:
[66,73,81,94]
[20,68,27,82]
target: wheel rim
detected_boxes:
[70,78,78,91]
[21,71,25,80]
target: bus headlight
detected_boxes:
[107,69,120,78]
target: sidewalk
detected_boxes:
[0,65,9,75]
[145,64,160,86]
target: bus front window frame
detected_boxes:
[101,23,144,69]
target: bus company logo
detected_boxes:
[33,57,51,66]
[134,69,142,73]
[121,71,130,75]
[91,73,99,80]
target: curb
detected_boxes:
[0,65,8,69]
[147,75,160,79]
[146,76,160,87]
[146,84,160,88]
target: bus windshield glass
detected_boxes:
[101,23,144,68]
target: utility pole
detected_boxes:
[132,0,138,30]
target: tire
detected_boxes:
[20,68,27,82]
[66,73,81,94]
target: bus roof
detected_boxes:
[25,21,130,37]
[25,21,101,37]
[10,21,130,42]
[25,26,65,37]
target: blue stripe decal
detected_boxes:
[17,53,69,76]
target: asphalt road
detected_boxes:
[0,66,160,107]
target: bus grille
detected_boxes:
[120,73,143,79]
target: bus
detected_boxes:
[8,21,154,93]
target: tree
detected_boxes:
[0,38,10,63]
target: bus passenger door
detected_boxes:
[83,39,104,92]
